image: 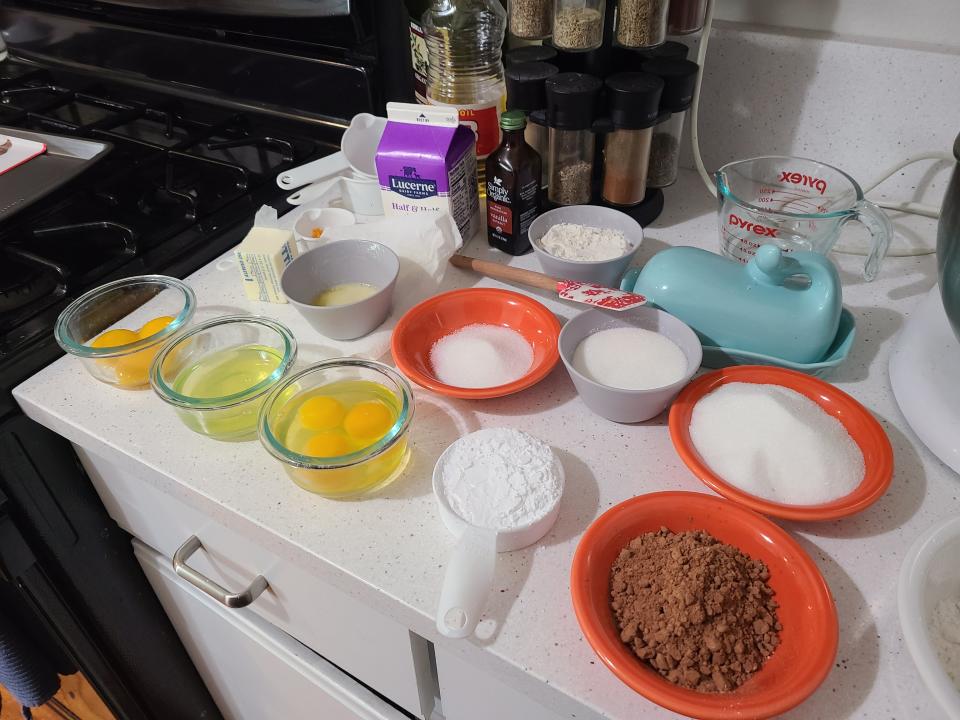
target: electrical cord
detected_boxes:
[690,0,716,197]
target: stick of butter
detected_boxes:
[235,226,298,303]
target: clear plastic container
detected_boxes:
[545,72,602,206]
[600,72,662,206]
[505,61,557,190]
[552,0,606,52]
[150,315,297,441]
[548,128,594,206]
[54,275,196,390]
[647,110,684,188]
[423,0,507,197]
[258,360,414,499]
[614,0,670,49]
[602,127,653,205]
[667,0,706,34]
[508,0,554,39]
[526,114,550,188]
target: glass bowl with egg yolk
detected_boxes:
[54,275,196,389]
[150,315,297,441]
[258,359,414,498]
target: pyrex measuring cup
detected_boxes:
[716,156,892,281]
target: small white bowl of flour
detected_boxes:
[900,515,960,720]
[528,205,643,287]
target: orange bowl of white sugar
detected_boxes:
[669,365,894,521]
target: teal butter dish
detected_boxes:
[699,308,856,378]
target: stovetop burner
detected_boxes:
[0,59,340,363]
[0,255,58,314]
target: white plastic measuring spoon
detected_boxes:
[277,113,386,190]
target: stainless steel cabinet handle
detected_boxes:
[172,535,268,609]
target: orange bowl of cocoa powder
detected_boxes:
[571,491,838,720]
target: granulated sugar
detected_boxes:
[573,327,687,390]
[689,383,864,505]
[438,428,563,530]
[430,324,533,389]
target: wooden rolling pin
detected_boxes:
[449,255,647,311]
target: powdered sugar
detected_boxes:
[430,324,533,389]
[539,223,630,261]
[437,428,563,530]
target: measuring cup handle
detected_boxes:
[850,199,893,282]
[436,526,497,639]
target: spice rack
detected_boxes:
[504,0,704,227]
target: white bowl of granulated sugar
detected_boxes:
[528,205,644,287]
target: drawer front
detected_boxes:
[435,646,571,720]
[135,540,407,720]
[78,446,425,718]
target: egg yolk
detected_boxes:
[114,349,156,388]
[89,328,139,349]
[298,396,346,431]
[139,315,175,338]
[303,432,353,458]
[343,400,394,444]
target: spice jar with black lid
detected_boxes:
[667,0,707,34]
[610,40,688,72]
[505,44,559,67]
[641,58,699,188]
[552,0,607,52]
[601,72,663,206]
[508,0,554,40]
[545,72,602,206]
[613,0,670,50]
[506,61,559,189]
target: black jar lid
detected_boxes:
[505,45,559,67]
[641,58,699,112]
[610,41,689,71]
[605,72,664,130]
[639,41,690,61]
[506,62,560,112]
[545,72,603,130]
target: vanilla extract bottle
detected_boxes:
[485,110,541,255]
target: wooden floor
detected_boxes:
[1,674,115,720]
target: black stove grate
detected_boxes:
[0,60,337,361]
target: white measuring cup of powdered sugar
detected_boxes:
[432,428,564,639]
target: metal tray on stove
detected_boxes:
[0,127,112,222]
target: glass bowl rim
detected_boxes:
[54,275,196,358]
[258,358,415,470]
[149,314,298,410]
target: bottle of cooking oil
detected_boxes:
[422,0,507,198]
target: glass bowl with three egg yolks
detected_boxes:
[259,361,414,499]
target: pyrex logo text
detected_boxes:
[778,171,827,195]
[728,214,779,237]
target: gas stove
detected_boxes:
[0,59,341,404]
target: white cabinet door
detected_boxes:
[78,446,427,719]
[134,540,408,720]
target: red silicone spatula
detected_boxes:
[449,255,647,311]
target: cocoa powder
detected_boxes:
[609,528,781,693]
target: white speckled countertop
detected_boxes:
[13,169,955,719]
